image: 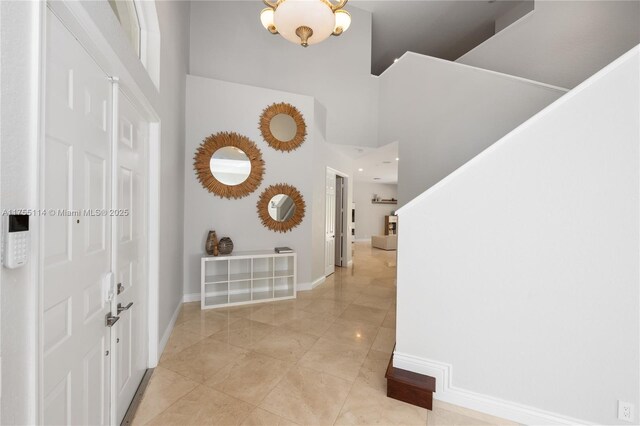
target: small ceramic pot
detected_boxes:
[206,230,219,256]
[218,237,234,255]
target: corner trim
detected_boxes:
[297,276,325,292]
[156,301,181,363]
[393,352,595,425]
[182,292,201,303]
[311,276,326,289]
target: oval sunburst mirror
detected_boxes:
[259,102,307,152]
[194,132,265,199]
[257,184,306,233]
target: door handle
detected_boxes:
[117,302,133,314]
[105,312,120,327]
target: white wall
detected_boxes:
[0,2,40,423]
[395,47,640,425]
[494,0,533,33]
[188,1,379,148]
[154,0,190,344]
[353,182,397,240]
[183,76,353,296]
[0,1,190,421]
[183,76,314,295]
[457,1,640,89]
[378,53,566,206]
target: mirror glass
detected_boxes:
[268,194,296,222]
[269,113,297,142]
[209,147,251,185]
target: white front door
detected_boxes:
[43,10,151,425]
[114,91,149,424]
[43,9,112,425]
[325,171,336,276]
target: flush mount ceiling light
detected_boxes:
[260,0,352,47]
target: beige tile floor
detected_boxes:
[133,243,514,426]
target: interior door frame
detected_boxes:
[326,167,350,271]
[37,2,161,424]
[334,175,344,267]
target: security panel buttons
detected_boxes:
[4,215,29,269]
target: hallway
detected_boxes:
[132,243,510,425]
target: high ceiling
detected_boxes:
[351,0,530,75]
[333,142,400,184]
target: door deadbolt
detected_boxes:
[105,312,120,327]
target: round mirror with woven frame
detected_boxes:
[194,132,265,199]
[257,184,306,232]
[259,102,307,152]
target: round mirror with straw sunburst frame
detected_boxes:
[257,184,306,233]
[259,102,307,152]
[194,132,265,199]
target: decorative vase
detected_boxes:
[218,237,234,255]
[206,230,219,256]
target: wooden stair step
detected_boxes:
[385,349,436,410]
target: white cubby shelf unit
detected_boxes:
[200,250,297,309]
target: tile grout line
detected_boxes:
[145,243,399,425]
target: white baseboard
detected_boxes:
[347,260,353,267]
[297,276,325,291]
[184,275,324,300]
[183,293,200,303]
[393,352,594,425]
[311,276,326,289]
[157,301,182,360]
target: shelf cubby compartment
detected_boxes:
[201,251,296,309]
[229,272,252,282]
[204,282,229,306]
[274,256,295,278]
[253,257,274,280]
[230,258,251,277]
[274,276,295,299]
[229,280,252,304]
[252,278,274,301]
[204,259,228,283]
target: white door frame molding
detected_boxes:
[38,2,161,424]
[326,166,350,273]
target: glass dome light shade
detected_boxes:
[260,8,275,31]
[273,0,336,46]
[334,9,351,33]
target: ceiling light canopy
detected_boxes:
[260,0,352,47]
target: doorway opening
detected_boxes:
[335,175,345,267]
[325,168,350,277]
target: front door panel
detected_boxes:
[114,92,149,424]
[43,9,112,425]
